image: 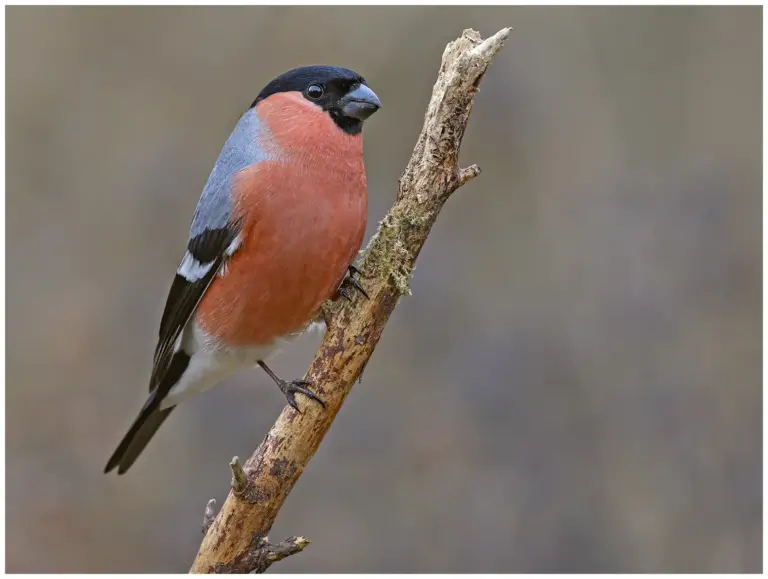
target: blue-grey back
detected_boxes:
[189,109,272,237]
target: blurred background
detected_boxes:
[6,5,761,573]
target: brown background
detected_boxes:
[6,6,761,573]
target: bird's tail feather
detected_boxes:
[103,393,175,474]
[106,405,175,474]
[104,351,190,474]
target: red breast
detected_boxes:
[197,92,368,346]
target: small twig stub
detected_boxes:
[201,499,217,535]
[229,457,248,494]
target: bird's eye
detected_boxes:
[306,84,324,99]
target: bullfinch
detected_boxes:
[105,65,380,474]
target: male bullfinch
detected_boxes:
[105,66,380,475]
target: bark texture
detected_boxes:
[190,27,511,574]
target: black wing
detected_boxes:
[150,225,240,393]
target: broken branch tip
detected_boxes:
[229,456,248,493]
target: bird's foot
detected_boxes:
[258,361,325,412]
[278,379,325,413]
[338,264,369,301]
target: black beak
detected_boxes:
[340,84,381,121]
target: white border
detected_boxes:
[0,1,764,577]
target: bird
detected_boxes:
[105,65,380,475]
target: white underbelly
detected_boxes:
[159,317,326,409]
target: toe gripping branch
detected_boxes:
[339,265,369,301]
[258,361,326,412]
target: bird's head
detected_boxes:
[251,65,381,135]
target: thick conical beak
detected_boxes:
[340,84,381,121]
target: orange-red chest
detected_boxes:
[197,93,368,346]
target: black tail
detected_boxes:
[104,351,190,474]
[104,401,175,474]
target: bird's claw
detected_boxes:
[341,265,369,300]
[278,379,326,412]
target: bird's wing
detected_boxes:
[149,108,270,394]
[150,225,241,393]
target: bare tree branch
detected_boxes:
[206,536,310,574]
[190,27,512,574]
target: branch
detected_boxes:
[207,535,311,574]
[190,27,512,574]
